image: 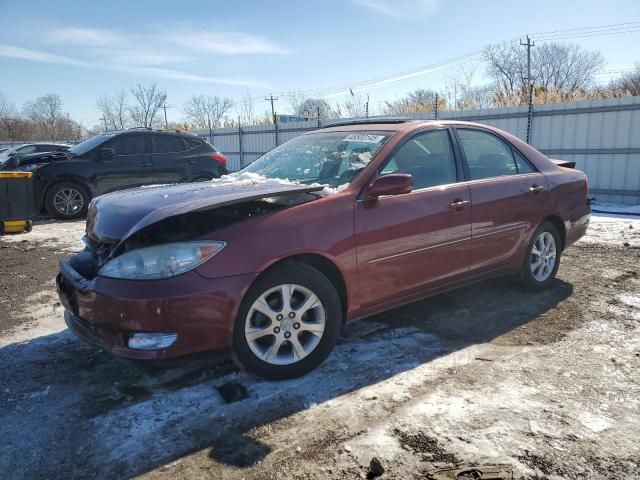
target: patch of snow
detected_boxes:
[579,213,640,246]
[0,285,67,347]
[0,219,84,252]
[591,202,640,215]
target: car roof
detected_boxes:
[314,119,495,134]
[106,128,200,137]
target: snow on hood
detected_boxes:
[86,172,327,243]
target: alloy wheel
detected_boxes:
[244,283,326,365]
[53,188,84,216]
[530,231,557,282]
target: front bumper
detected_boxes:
[57,261,258,359]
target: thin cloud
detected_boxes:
[44,26,290,56]
[0,44,87,66]
[46,27,126,48]
[351,0,444,19]
[0,44,268,88]
[169,31,291,55]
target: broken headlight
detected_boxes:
[98,241,225,280]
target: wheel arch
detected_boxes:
[256,253,348,322]
[542,214,567,251]
[44,176,93,201]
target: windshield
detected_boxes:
[69,133,115,156]
[242,131,392,188]
[0,145,22,164]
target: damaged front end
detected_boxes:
[0,151,70,171]
[65,180,325,282]
[57,179,326,357]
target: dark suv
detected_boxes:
[1,129,227,219]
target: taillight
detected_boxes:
[209,153,227,167]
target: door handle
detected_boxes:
[529,184,545,194]
[139,162,152,167]
[186,160,197,165]
[449,199,471,211]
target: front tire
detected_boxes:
[520,221,562,290]
[45,181,89,220]
[232,262,342,380]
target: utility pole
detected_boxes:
[434,93,439,120]
[238,115,244,168]
[365,94,370,118]
[317,106,321,129]
[265,95,279,146]
[163,103,169,129]
[521,35,535,143]
[265,95,278,124]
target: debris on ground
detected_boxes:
[367,457,385,478]
[215,381,248,403]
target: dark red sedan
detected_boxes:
[57,119,590,379]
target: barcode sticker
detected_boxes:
[343,134,385,143]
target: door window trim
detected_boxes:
[452,126,539,182]
[151,134,189,154]
[371,126,464,194]
[105,133,151,157]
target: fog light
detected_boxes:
[128,333,177,350]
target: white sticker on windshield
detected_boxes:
[343,134,385,143]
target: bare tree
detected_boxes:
[384,89,442,115]
[294,98,334,119]
[129,83,167,128]
[0,92,19,140]
[484,41,605,105]
[23,93,65,140]
[238,88,255,125]
[97,90,129,130]
[608,63,640,96]
[183,95,233,139]
[343,93,367,118]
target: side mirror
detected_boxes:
[100,147,115,160]
[366,173,413,198]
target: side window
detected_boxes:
[17,145,37,155]
[184,137,202,150]
[514,150,535,174]
[109,134,146,156]
[381,129,457,190]
[457,129,518,180]
[154,135,187,154]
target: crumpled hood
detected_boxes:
[86,174,323,243]
[0,151,70,170]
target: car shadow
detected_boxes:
[0,277,574,478]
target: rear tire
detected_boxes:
[520,221,562,290]
[232,262,342,380]
[45,181,90,220]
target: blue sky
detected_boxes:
[1,0,639,127]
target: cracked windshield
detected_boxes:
[242,131,392,187]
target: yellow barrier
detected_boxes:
[2,220,32,234]
[0,171,33,179]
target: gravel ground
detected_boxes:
[1,214,639,479]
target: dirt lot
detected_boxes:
[1,215,639,479]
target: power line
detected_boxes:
[531,21,640,37]
[244,20,639,109]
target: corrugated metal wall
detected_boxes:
[199,96,640,204]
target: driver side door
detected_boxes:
[354,128,472,312]
[94,133,153,195]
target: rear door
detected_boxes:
[151,134,193,184]
[95,133,153,194]
[354,128,472,310]
[454,127,549,272]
